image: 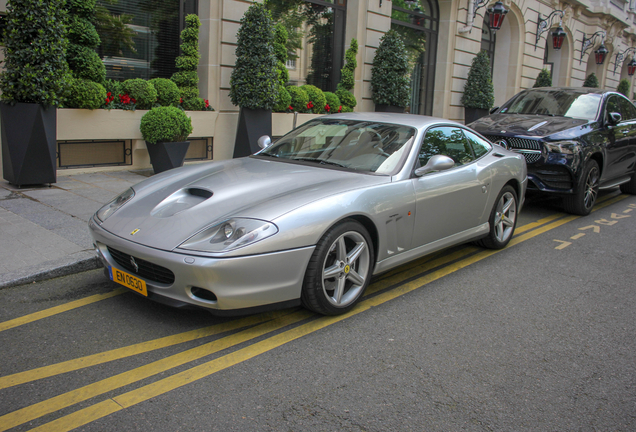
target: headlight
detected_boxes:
[95,188,135,223]
[178,218,278,253]
[544,141,579,155]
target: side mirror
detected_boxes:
[608,112,622,125]
[414,154,455,176]
[257,135,272,149]
[489,106,499,114]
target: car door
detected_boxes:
[603,94,636,181]
[411,126,492,248]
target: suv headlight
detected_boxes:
[95,188,135,223]
[178,218,278,253]
[544,141,580,155]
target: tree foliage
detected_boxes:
[0,0,71,106]
[583,73,599,88]
[171,14,207,110]
[230,3,278,109]
[461,51,495,110]
[533,68,552,88]
[335,39,358,111]
[371,30,410,107]
[66,0,106,84]
[617,79,630,97]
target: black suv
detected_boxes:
[469,87,636,215]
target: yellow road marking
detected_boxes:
[0,311,288,390]
[554,240,572,250]
[570,233,585,240]
[579,225,600,233]
[24,210,593,432]
[0,288,126,333]
[0,310,313,432]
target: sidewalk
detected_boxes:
[0,169,152,289]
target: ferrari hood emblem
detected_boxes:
[131,229,140,236]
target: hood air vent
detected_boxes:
[151,188,213,218]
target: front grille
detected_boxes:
[483,135,543,164]
[107,246,175,285]
[528,165,573,190]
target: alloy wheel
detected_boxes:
[494,191,517,243]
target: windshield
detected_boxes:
[499,89,602,120]
[258,119,416,174]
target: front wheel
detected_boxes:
[475,185,518,249]
[563,159,599,216]
[301,220,374,315]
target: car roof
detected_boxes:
[316,112,465,129]
[521,87,618,96]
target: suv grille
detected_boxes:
[483,135,542,164]
[528,165,573,190]
[107,247,175,285]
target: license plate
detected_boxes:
[109,267,148,296]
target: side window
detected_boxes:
[605,95,621,120]
[463,129,492,159]
[617,96,636,120]
[419,127,475,167]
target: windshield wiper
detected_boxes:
[292,157,346,168]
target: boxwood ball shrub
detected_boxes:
[323,91,341,113]
[461,50,494,110]
[140,106,193,144]
[122,78,157,110]
[288,86,309,112]
[371,30,410,107]
[273,84,292,112]
[301,85,326,114]
[65,78,106,109]
[149,78,180,107]
[0,0,70,106]
[230,3,278,109]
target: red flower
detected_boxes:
[119,94,131,104]
[288,105,293,111]
[338,105,342,113]
[325,104,330,112]
[205,99,209,108]
[307,101,314,110]
[180,97,183,104]
[131,98,136,103]
[106,92,111,98]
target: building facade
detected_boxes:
[2,0,636,174]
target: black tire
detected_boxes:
[301,220,374,315]
[563,159,599,216]
[475,185,518,249]
[619,173,636,194]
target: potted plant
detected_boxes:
[583,73,599,88]
[617,78,630,97]
[171,14,208,111]
[230,3,278,158]
[533,69,552,88]
[371,30,410,113]
[140,106,193,174]
[461,50,495,124]
[0,0,70,186]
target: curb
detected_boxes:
[0,251,103,290]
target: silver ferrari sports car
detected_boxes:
[89,113,527,316]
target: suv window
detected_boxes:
[419,127,475,167]
[618,96,636,120]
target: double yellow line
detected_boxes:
[0,193,628,432]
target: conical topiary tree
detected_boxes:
[230,3,278,110]
[583,73,599,88]
[335,39,358,112]
[0,0,70,107]
[461,50,494,110]
[533,68,552,88]
[171,14,206,111]
[66,0,106,85]
[371,29,410,110]
[230,3,278,158]
[617,78,630,97]
[273,22,292,112]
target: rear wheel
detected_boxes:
[301,220,374,315]
[475,185,518,249]
[563,160,599,216]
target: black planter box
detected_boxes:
[233,107,272,158]
[464,107,489,125]
[146,141,190,174]
[1,102,57,186]
[375,104,405,113]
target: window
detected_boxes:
[463,129,491,158]
[419,127,474,167]
[266,0,347,92]
[96,0,197,81]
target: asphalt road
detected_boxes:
[1,190,635,432]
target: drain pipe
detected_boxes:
[458,0,477,34]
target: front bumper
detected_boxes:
[89,218,315,312]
